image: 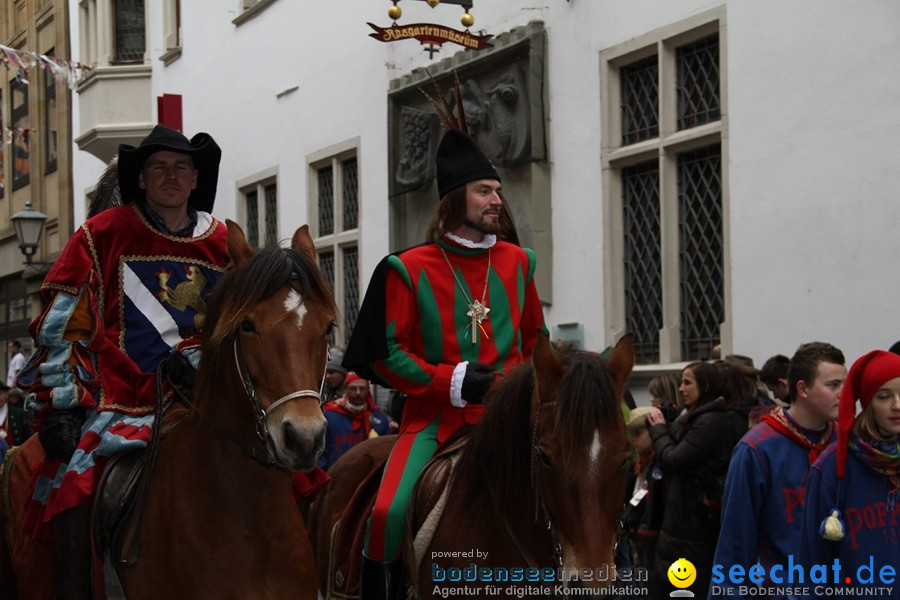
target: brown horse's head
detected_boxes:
[197,221,337,471]
[530,333,633,578]
[452,333,633,585]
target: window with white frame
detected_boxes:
[161,0,181,62]
[309,141,360,348]
[239,173,278,248]
[601,8,727,365]
[113,0,145,63]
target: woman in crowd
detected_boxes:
[648,374,683,423]
[801,350,900,587]
[622,406,665,572]
[646,361,740,599]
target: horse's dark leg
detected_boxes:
[361,555,403,600]
[51,505,92,600]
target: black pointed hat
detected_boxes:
[435,129,500,199]
[118,124,221,213]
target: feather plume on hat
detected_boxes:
[419,71,500,199]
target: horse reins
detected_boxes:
[519,398,627,591]
[529,400,564,570]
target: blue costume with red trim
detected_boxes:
[318,398,392,470]
[801,445,900,595]
[710,408,835,600]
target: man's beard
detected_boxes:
[464,214,501,235]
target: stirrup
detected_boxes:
[360,555,402,600]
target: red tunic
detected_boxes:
[22,204,229,421]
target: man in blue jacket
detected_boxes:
[318,373,393,470]
[709,342,846,599]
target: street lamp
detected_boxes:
[11,201,48,265]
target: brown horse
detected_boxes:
[311,333,633,599]
[0,221,336,599]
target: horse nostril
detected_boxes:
[283,421,300,452]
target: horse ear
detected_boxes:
[225,219,254,269]
[291,225,318,263]
[532,330,562,402]
[606,334,635,396]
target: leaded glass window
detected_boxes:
[604,13,727,364]
[621,56,658,145]
[264,184,278,245]
[319,250,335,298]
[342,247,359,341]
[310,145,361,348]
[676,34,720,130]
[318,166,334,236]
[114,0,145,63]
[342,158,359,231]
[678,145,723,361]
[622,161,662,364]
[245,190,259,247]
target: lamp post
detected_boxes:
[11,200,48,265]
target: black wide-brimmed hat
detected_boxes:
[118,124,221,213]
[436,129,500,199]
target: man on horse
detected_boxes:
[17,125,231,599]
[345,128,546,599]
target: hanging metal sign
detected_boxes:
[367,22,493,51]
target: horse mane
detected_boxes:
[454,348,623,515]
[196,244,337,390]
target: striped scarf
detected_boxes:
[849,436,900,493]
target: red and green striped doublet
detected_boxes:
[365,236,545,560]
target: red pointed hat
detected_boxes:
[837,349,900,477]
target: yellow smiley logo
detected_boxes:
[667,558,697,588]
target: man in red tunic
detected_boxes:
[18,125,230,599]
[345,129,546,599]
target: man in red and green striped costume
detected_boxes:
[345,129,546,599]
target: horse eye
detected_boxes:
[326,322,336,337]
[539,450,552,467]
[240,319,256,333]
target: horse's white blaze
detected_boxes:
[283,289,307,329]
[590,430,602,465]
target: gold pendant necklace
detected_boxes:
[440,247,491,344]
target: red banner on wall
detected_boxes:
[367,22,493,50]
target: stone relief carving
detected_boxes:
[447,66,531,165]
[393,65,533,188]
[395,105,439,189]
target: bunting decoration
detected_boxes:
[0,44,90,89]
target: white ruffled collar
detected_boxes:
[444,232,497,249]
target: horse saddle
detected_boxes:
[325,433,467,599]
[91,403,191,567]
[92,448,146,566]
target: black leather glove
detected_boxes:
[461,362,496,404]
[160,349,196,392]
[39,408,86,462]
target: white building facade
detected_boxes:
[68,0,900,387]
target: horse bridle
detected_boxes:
[523,400,627,581]
[529,400,564,569]
[233,339,329,442]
